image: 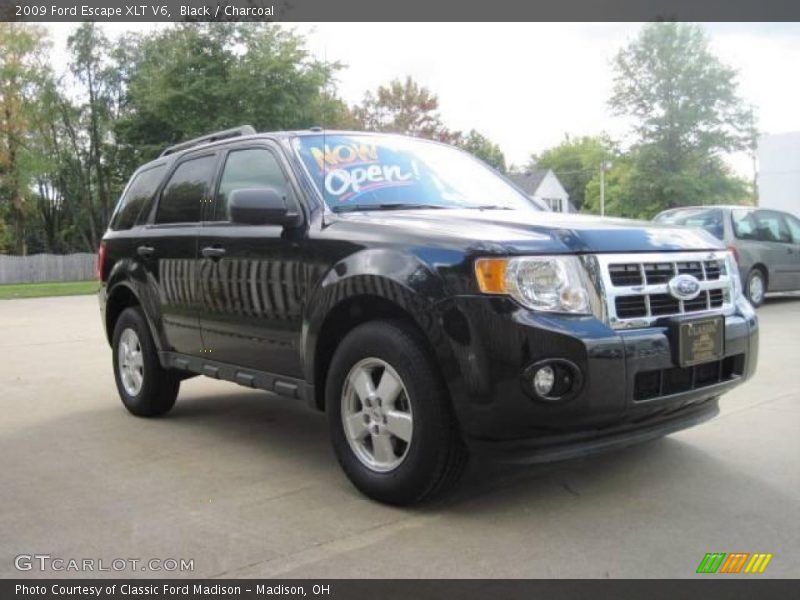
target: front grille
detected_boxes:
[634,354,745,401]
[609,264,644,286]
[598,252,734,328]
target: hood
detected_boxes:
[332,208,723,254]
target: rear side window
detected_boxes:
[733,209,792,243]
[655,208,724,240]
[214,148,291,221]
[156,155,217,224]
[110,165,166,230]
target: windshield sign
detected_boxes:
[293,134,536,213]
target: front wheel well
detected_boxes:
[312,295,432,411]
[105,285,140,345]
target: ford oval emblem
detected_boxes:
[668,274,702,301]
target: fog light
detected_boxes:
[522,359,584,402]
[533,366,555,396]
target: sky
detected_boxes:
[43,22,800,177]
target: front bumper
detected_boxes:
[436,295,758,446]
[470,395,720,464]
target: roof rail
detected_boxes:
[159,125,256,157]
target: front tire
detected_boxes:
[746,268,766,307]
[326,320,467,505]
[112,307,180,417]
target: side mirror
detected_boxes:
[228,187,301,227]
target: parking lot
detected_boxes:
[1,294,798,578]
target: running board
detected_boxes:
[159,351,312,404]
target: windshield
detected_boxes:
[292,134,538,213]
[655,208,725,240]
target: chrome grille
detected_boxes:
[595,251,734,329]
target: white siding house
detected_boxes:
[508,169,572,212]
[757,132,800,217]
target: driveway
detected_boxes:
[1,294,798,578]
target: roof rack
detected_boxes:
[159,125,256,157]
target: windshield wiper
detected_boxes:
[333,203,450,213]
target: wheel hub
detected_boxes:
[118,328,144,397]
[341,358,414,473]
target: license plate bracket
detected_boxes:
[677,316,725,367]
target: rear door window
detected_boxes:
[156,155,217,224]
[110,165,166,230]
[750,210,792,243]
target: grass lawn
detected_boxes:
[0,280,98,300]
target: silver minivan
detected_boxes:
[654,205,800,307]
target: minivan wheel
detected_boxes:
[112,307,180,417]
[326,320,467,505]
[746,268,766,307]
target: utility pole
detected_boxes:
[599,161,612,217]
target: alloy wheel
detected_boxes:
[118,328,145,396]
[340,357,414,473]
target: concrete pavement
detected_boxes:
[1,294,798,578]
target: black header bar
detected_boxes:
[2,0,800,22]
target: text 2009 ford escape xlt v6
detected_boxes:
[98,126,759,505]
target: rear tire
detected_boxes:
[745,268,766,307]
[112,306,180,417]
[326,320,467,505]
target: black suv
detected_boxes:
[98,126,759,504]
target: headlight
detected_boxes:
[475,255,593,314]
[726,251,743,300]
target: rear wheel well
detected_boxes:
[105,285,140,345]
[313,296,431,411]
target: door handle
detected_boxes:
[201,246,226,259]
[136,245,155,258]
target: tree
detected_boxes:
[353,76,446,139]
[609,22,755,214]
[529,135,616,212]
[450,129,506,173]
[0,23,49,254]
[116,24,349,164]
[65,23,125,249]
[353,78,506,170]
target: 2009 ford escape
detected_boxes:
[98,126,759,504]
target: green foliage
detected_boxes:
[353,77,506,171]
[529,135,616,211]
[609,22,756,216]
[117,24,349,164]
[353,76,445,139]
[0,280,98,300]
[1,23,355,254]
[0,23,50,254]
[450,129,506,173]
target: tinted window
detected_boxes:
[111,165,165,230]
[215,148,290,221]
[734,209,792,243]
[156,155,216,224]
[655,208,725,240]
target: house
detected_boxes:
[757,132,800,217]
[508,169,573,213]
